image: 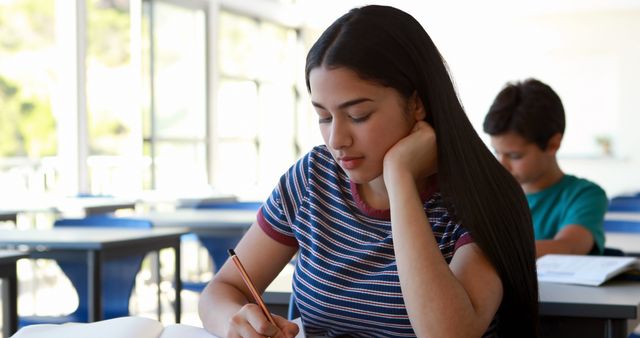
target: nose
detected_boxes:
[328,119,352,150]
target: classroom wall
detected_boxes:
[331,1,640,197]
[443,7,640,198]
[297,0,640,197]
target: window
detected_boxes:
[0,0,58,196]
[0,0,314,200]
[142,0,209,193]
[86,0,141,194]
[213,10,304,199]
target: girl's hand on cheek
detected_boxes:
[383,121,438,183]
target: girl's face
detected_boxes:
[308,66,419,184]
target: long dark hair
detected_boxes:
[305,5,538,337]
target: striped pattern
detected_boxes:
[259,146,491,337]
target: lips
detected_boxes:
[338,156,364,170]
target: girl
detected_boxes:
[199,5,538,337]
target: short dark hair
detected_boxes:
[306,6,538,337]
[483,78,565,150]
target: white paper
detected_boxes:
[537,254,640,286]
[10,316,164,338]
[11,316,307,338]
[160,324,219,338]
[292,317,306,338]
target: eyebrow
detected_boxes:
[311,98,373,110]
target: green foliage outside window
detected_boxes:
[87,0,130,67]
[0,0,56,158]
[0,75,56,157]
[0,0,54,51]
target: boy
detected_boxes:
[483,78,607,257]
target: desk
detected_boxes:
[0,228,186,323]
[137,209,256,236]
[0,250,28,337]
[606,212,640,222]
[262,274,640,338]
[605,232,640,255]
[603,212,640,255]
[54,197,137,217]
[136,209,257,290]
[539,280,640,338]
[0,196,136,218]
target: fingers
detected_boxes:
[246,310,280,337]
[227,312,262,338]
[273,315,300,338]
[228,304,292,338]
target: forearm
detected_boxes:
[536,224,596,257]
[388,172,485,337]
[535,238,591,257]
[198,280,250,336]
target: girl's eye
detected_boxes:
[318,116,332,124]
[350,114,370,123]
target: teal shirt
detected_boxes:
[527,175,608,254]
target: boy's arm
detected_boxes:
[535,224,595,257]
[536,183,607,258]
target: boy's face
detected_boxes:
[490,131,558,192]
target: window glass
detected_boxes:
[256,21,298,83]
[154,142,208,193]
[0,0,57,195]
[86,0,133,156]
[215,141,259,194]
[216,79,258,139]
[218,12,259,79]
[214,10,302,198]
[153,3,206,139]
[142,1,208,191]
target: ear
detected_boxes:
[410,91,427,121]
[545,133,563,154]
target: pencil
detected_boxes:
[228,248,277,326]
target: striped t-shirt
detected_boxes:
[258,145,476,337]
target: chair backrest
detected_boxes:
[180,201,262,292]
[603,219,640,233]
[192,201,262,271]
[608,196,640,212]
[602,247,626,256]
[53,216,152,321]
[288,293,300,320]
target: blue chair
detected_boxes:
[602,247,626,256]
[19,216,152,327]
[608,196,640,212]
[604,219,640,233]
[288,292,300,320]
[182,201,262,293]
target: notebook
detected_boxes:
[537,254,640,286]
[11,316,306,338]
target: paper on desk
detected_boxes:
[164,317,305,338]
[292,317,306,338]
[537,254,640,286]
[10,316,307,338]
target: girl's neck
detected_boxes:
[358,176,390,210]
[357,175,432,210]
